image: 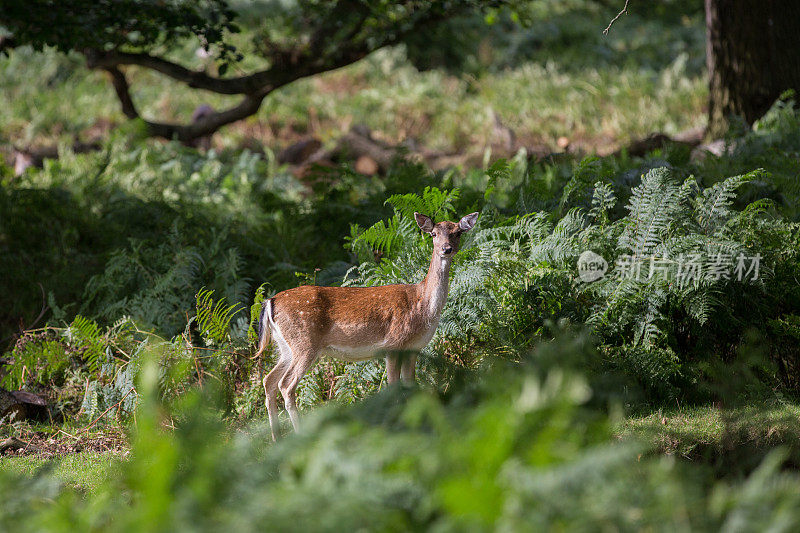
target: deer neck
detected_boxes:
[419,252,453,319]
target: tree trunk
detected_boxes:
[705,0,800,137]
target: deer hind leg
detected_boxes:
[263,308,295,440]
[400,353,418,383]
[263,357,289,441]
[278,347,319,432]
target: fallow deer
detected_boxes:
[254,211,479,440]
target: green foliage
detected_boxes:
[75,318,159,422]
[0,0,529,146]
[347,186,460,261]
[5,335,800,530]
[294,358,385,410]
[695,170,760,233]
[3,8,800,528]
[2,336,70,390]
[618,167,685,255]
[80,356,138,422]
[195,288,243,345]
[343,154,800,402]
[3,81,800,418]
[66,315,106,373]
[347,215,407,258]
[247,283,268,345]
[4,96,800,411]
[242,0,516,69]
[589,180,616,224]
[0,0,708,156]
[0,0,240,61]
[388,186,460,222]
[0,138,368,340]
[696,95,800,220]
[403,0,706,76]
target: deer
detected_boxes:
[254,211,479,440]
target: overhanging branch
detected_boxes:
[102,62,269,141]
[82,4,451,143]
[603,0,631,35]
[87,49,273,95]
[90,45,371,142]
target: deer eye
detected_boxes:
[431,230,437,237]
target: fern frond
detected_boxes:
[196,288,244,345]
[695,170,761,233]
[530,209,585,265]
[248,283,269,345]
[387,186,460,222]
[618,167,687,256]
[483,159,512,205]
[348,214,408,256]
[67,315,105,372]
[589,181,616,223]
[560,156,601,210]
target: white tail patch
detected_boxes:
[267,300,293,362]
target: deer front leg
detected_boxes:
[400,353,418,383]
[386,354,401,384]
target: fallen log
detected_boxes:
[0,436,29,454]
[0,388,49,422]
[13,141,102,176]
[609,127,704,158]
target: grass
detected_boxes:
[0,48,707,155]
[0,8,707,158]
[0,451,120,492]
[618,401,800,476]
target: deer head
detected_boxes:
[414,211,479,258]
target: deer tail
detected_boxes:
[254,298,273,359]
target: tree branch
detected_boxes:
[103,67,139,119]
[101,61,269,142]
[86,50,270,95]
[603,0,630,35]
[91,45,372,142]
[147,93,267,142]
[83,4,453,143]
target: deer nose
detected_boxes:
[442,245,453,255]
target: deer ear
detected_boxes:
[458,212,479,232]
[414,212,434,233]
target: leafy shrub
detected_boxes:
[694,95,800,219]
[345,164,799,403]
[4,334,800,531]
[2,334,71,390]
